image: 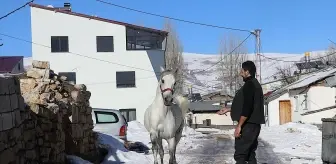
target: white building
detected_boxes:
[265,67,336,126]
[30,3,168,124]
[189,101,234,129]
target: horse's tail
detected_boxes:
[174,95,190,117]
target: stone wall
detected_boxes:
[0,60,99,164]
[0,75,28,163]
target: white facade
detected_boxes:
[291,86,336,124]
[192,113,233,126]
[30,4,166,124]
[267,93,290,126]
[267,86,336,126]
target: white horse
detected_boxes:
[144,66,189,164]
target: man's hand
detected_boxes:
[216,108,230,115]
[234,126,241,138]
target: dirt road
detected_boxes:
[177,134,285,164]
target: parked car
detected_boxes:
[91,108,128,140]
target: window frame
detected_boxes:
[96,36,114,52]
[94,111,119,124]
[116,71,136,88]
[58,72,76,84]
[51,36,69,53]
[119,108,136,122]
[126,27,165,51]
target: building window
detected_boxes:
[120,108,136,122]
[94,111,119,124]
[58,72,76,85]
[126,27,165,50]
[116,71,135,88]
[51,36,69,52]
[97,36,114,52]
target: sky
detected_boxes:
[1,0,336,57]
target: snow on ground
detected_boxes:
[259,122,322,163]
[127,121,206,154]
[68,121,208,164]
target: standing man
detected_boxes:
[217,61,265,164]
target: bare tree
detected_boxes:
[217,33,248,96]
[163,19,185,94]
[275,64,298,87]
[319,44,336,65]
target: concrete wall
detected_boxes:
[302,107,336,124]
[192,113,233,126]
[267,93,291,126]
[30,6,164,124]
[290,86,335,123]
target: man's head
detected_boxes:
[240,60,256,78]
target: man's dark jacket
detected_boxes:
[230,77,265,124]
[230,88,243,121]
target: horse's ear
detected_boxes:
[160,66,165,72]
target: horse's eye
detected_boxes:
[174,82,176,85]
[162,79,165,83]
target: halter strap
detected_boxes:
[160,85,174,94]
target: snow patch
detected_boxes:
[260,122,322,163]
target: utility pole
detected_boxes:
[252,29,262,83]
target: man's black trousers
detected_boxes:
[234,123,261,164]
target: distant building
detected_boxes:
[188,100,234,129]
[202,91,233,101]
[0,56,24,74]
[265,67,336,126]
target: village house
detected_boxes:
[0,56,24,74]
[188,100,234,129]
[29,3,167,124]
[264,67,336,126]
[202,91,233,101]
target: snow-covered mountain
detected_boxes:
[183,51,326,95]
[23,51,327,95]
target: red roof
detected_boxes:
[29,3,168,35]
[0,56,23,73]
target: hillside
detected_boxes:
[23,51,326,95]
[183,51,326,95]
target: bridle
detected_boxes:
[160,85,174,95]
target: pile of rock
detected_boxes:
[20,60,98,162]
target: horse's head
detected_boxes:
[159,66,178,106]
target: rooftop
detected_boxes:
[29,3,168,35]
[0,56,23,73]
[265,67,336,102]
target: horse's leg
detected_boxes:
[167,137,177,164]
[157,137,164,164]
[150,132,159,164]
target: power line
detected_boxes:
[0,0,34,20]
[0,33,162,75]
[261,66,335,85]
[260,51,336,63]
[200,33,253,72]
[96,0,251,33]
